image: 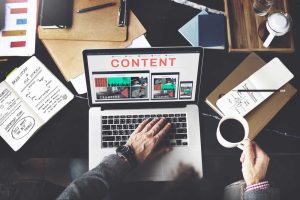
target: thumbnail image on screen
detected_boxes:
[93,73,149,101]
[180,82,193,99]
[151,73,179,100]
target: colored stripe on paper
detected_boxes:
[6,0,28,3]
[2,30,26,37]
[16,18,27,25]
[10,41,26,48]
[11,8,27,14]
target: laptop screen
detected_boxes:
[83,47,202,105]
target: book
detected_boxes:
[0,0,38,56]
[40,12,146,82]
[178,11,208,47]
[38,0,127,41]
[39,0,73,29]
[198,14,225,49]
[205,53,297,140]
[0,57,74,151]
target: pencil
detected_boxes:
[77,2,116,13]
[233,89,286,92]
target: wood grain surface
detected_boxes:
[224,0,294,52]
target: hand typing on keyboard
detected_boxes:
[126,118,171,164]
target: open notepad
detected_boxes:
[0,57,74,151]
[216,58,294,116]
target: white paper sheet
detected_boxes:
[0,0,37,56]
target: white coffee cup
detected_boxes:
[263,11,292,48]
[216,115,249,150]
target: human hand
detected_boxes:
[240,139,270,186]
[126,118,171,164]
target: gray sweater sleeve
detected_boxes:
[57,154,131,200]
[244,188,280,200]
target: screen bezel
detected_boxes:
[83,47,203,109]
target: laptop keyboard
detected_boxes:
[101,113,188,148]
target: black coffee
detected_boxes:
[220,119,245,143]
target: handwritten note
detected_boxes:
[0,82,42,151]
[0,56,73,151]
[6,56,74,122]
[216,58,294,116]
[216,81,265,116]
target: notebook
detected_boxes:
[216,58,294,116]
[198,14,225,49]
[40,12,146,82]
[0,57,74,151]
[178,11,208,47]
[39,0,73,28]
[38,0,127,41]
[205,53,297,140]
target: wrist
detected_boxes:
[116,145,138,169]
[245,181,270,192]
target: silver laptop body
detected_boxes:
[83,47,204,181]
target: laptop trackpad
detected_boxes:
[125,158,165,181]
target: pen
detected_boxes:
[77,2,116,13]
[233,89,286,92]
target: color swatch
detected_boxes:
[2,30,26,37]
[6,0,28,3]
[11,41,26,47]
[10,8,27,14]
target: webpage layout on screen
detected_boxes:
[87,52,200,104]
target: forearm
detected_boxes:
[57,154,131,200]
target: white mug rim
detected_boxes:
[216,115,249,148]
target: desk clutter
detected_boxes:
[206,53,297,140]
[0,0,297,154]
[0,0,148,150]
[176,0,294,52]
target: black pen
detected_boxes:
[77,2,116,13]
[233,89,286,92]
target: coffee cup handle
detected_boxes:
[263,32,275,48]
[237,143,244,150]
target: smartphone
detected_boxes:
[0,0,5,30]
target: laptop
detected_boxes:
[83,47,203,181]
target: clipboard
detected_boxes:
[38,0,127,41]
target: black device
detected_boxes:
[39,0,73,28]
[116,145,137,168]
[0,0,5,30]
